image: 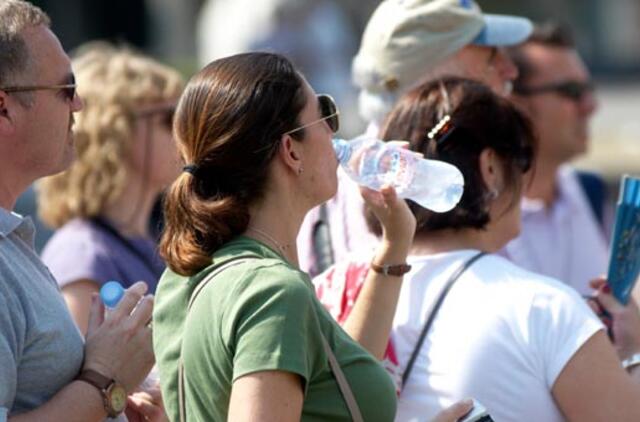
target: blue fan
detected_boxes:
[607,175,640,305]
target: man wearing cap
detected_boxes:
[501,22,608,294]
[297,0,533,275]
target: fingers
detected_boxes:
[589,276,607,290]
[86,293,104,335]
[431,399,474,422]
[595,288,625,315]
[128,391,166,421]
[129,295,154,328]
[111,281,148,319]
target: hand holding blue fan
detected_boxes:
[607,175,640,305]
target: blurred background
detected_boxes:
[19,0,640,250]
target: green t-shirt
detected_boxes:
[153,236,397,421]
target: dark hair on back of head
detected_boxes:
[159,52,307,276]
[509,22,576,91]
[366,77,536,237]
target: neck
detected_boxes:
[0,168,32,211]
[101,173,158,238]
[410,227,501,256]
[244,188,306,268]
[524,159,561,207]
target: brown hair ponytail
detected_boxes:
[159,52,306,276]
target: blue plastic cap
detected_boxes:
[100,281,125,308]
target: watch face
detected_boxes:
[108,384,128,414]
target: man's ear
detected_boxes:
[277,134,304,175]
[479,148,504,193]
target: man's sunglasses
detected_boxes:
[284,94,340,136]
[514,80,595,102]
[0,74,77,102]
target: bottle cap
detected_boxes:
[100,281,125,309]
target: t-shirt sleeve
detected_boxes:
[226,265,322,387]
[528,285,604,388]
[0,283,22,416]
[41,231,120,288]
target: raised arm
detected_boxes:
[342,186,415,359]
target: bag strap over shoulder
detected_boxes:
[320,329,364,422]
[179,255,258,422]
[401,251,487,389]
[178,254,364,422]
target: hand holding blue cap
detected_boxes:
[100,281,125,309]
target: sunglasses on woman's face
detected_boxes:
[284,94,340,136]
[514,80,595,102]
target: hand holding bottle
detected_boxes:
[83,281,155,393]
[333,135,464,212]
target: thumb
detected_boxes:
[431,399,474,422]
[86,292,104,335]
[595,289,625,315]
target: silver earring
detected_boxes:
[488,188,499,200]
[298,167,304,175]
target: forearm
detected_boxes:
[10,381,107,422]
[343,239,409,359]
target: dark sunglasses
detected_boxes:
[0,74,77,102]
[514,80,595,102]
[284,94,340,136]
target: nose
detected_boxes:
[579,89,598,117]
[71,92,84,112]
[496,48,519,82]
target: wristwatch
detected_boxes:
[370,262,412,277]
[622,353,640,372]
[76,369,127,417]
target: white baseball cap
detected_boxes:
[353,0,533,94]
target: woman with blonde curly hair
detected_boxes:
[38,42,184,334]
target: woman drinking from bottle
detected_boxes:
[152,52,472,421]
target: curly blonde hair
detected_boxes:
[37,42,184,228]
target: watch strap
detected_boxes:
[370,262,412,277]
[76,369,123,417]
[77,369,112,390]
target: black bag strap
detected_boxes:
[576,170,607,228]
[401,251,487,389]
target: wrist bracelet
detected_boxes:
[622,353,640,371]
[370,262,412,277]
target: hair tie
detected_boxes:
[182,164,199,175]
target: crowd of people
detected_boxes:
[1,0,640,421]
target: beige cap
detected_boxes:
[353,0,532,94]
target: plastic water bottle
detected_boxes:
[333,136,464,212]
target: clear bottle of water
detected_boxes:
[333,136,464,212]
